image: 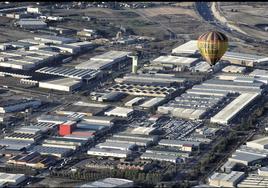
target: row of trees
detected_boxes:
[50,168,163,186]
[0,165,37,176]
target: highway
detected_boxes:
[195,2,268,46]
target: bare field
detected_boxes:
[135,6,200,19]
[52,5,212,41]
[219,2,268,40]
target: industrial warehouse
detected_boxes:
[0,2,267,187]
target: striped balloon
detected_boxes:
[197,31,228,66]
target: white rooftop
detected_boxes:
[40,77,81,87]
[152,55,198,66]
[171,40,198,54]
[211,92,259,124]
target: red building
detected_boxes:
[59,121,76,136]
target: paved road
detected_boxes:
[195,2,268,46]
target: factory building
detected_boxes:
[228,145,268,166]
[115,73,186,87]
[258,167,268,177]
[0,49,61,70]
[56,102,110,117]
[75,50,131,71]
[104,107,134,118]
[222,51,268,67]
[0,99,41,113]
[112,133,158,142]
[83,116,116,126]
[106,137,153,147]
[37,115,71,125]
[250,69,268,79]
[0,173,26,186]
[146,148,190,159]
[222,65,247,73]
[31,145,72,158]
[107,83,178,98]
[4,132,41,142]
[158,139,200,152]
[50,44,80,54]
[130,127,156,135]
[36,67,101,81]
[0,139,34,151]
[171,40,199,56]
[140,152,181,164]
[94,92,128,102]
[96,141,135,151]
[87,148,132,158]
[151,55,199,70]
[34,35,77,44]
[59,121,77,136]
[210,92,260,125]
[68,41,94,51]
[16,19,47,29]
[79,178,134,188]
[42,137,86,150]
[39,78,81,92]
[7,151,56,169]
[139,97,166,111]
[158,93,227,120]
[125,97,145,107]
[246,137,268,150]
[191,61,211,73]
[237,174,268,187]
[208,171,245,187]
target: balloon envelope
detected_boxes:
[197,31,228,66]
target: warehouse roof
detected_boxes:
[76,50,131,70]
[229,150,266,164]
[222,65,246,73]
[17,19,47,26]
[131,127,156,135]
[250,69,268,79]
[209,171,244,184]
[91,50,131,61]
[125,97,145,107]
[159,139,200,147]
[31,145,72,156]
[0,139,34,150]
[34,35,77,44]
[36,67,100,80]
[192,61,211,72]
[79,178,133,188]
[247,137,268,147]
[0,99,39,107]
[105,107,134,117]
[237,174,268,188]
[37,115,71,124]
[140,97,165,108]
[223,51,268,62]
[0,172,25,183]
[75,59,113,70]
[40,77,81,87]
[118,73,185,85]
[96,141,135,150]
[211,92,259,124]
[152,55,198,66]
[88,147,131,155]
[171,40,198,54]
[141,152,179,161]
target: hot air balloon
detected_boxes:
[197,31,228,66]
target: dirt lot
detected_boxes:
[135,6,200,19]
[219,2,268,40]
[53,4,214,41]
[0,17,40,43]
